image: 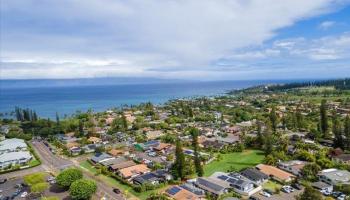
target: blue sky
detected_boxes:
[1,0,350,80]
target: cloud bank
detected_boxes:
[1,0,349,80]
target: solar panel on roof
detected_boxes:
[197,178,224,192]
[181,184,204,196]
[227,178,238,184]
[217,175,229,181]
[167,186,181,195]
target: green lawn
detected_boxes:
[79,160,167,200]
[28,159,41,167]
[263,180,282,193]
[204,150,264,176]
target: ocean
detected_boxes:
[0,79,291,118]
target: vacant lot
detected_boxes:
[204,150,264,176]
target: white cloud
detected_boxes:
[319,20,336,29]
[1,0,349,79]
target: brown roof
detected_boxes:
[88,136,101,143]
[335,154,350,162]
[329,148,344,157]
[65,132,75,137]
[154,143,171,151]
[110,160,136,170]
[256,164,294,181]
[166,187,200,200]
[66,142,80,149]
[119,164,150,178]
[108,149,124,157]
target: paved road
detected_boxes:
[3,140,125,200]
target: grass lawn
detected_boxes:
[263,180,282,193]
[79,160,167,200]
[28,159,41,167]
[204,150,264,176]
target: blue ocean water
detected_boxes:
[0,79,289,118]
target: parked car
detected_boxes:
[113,188,121,194]
[260,191,271,197]
[292,183,302,190]
[148,152,157,157]
[0,178,7,184]
[321,189,332,196]
[249,196,260,200]
[264,189,274,195]
[333,191,343,198]
[282,185,294,193]
[20,192,28,198]
[337,194,346,200]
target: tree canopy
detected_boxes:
[69,179,97,200]
[56,168,83,188]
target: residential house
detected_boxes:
[134,140,160,151]
[0,151,32,169]
[153,169,173,181]
[256,164,295,183]
[105,117,115,125]
[145,130,164,140]
[210,172,261,196]
[179,183,205,197]
[153,143,171,152]
[165,186,203,200]
[118,164,150,180]
[0,125,10,135]
[312,181,333,192]
[332,154,350,165]
[108,149,125,157]
[100,157,127,167]
[133,173,162,185]
[56,134,79,143]
[82,144,101,153]
[318,169,350,185]
[88,136,102,144]
[0,138,27,154]
[216,134,240,145]
[201,140,225,150]
[224,126,240,134]
[277,160,307,176]
[240,168,269,185]
[91,153,114,164]
[66,142,80,150]
[195,177,228,196]
[109,160,137,172]
[70,147,82,156]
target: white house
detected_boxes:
[0,138,28,154]
[0,151,32,169]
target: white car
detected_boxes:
[282,185,294,193]
[337,194,346,200]
[21,192,28,198]
[260,191,271,197]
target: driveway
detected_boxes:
[253,188,304,200]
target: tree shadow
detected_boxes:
[49,184,67,193]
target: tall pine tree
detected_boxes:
[190,128,203,177]
[174,139,185,180]
[344,115,350,150]
[320,99,329,138]
[269,106,277,133]
[332,112,343,149]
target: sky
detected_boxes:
[1,0,350,80]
